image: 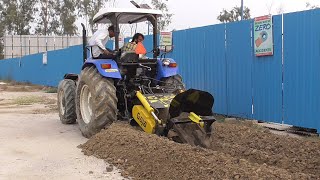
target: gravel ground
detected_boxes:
[0,82,125,180]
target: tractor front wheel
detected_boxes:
[76,66,118,138]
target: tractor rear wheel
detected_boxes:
[161,74,186,93]
[57,79,77,124]
[76,66,118,138]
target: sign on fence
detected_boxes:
[159,32,173,52]
[42,52,47,65]
[254,15,273,56]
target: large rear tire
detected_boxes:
[76,66,118,138]
[57,79,76,124]
[161,74,186,93]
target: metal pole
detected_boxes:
[241,0,244,20]
[153,18,158,58]
[148,22,150,35]
[81,23,87,63]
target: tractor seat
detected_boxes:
[119,52,139,63]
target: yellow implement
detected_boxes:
[136,91,154,114]
[136,91,161,123]
[188,112,204,128]
[133,89,216,148]
[132,105,156,133]
[132,91,162,133]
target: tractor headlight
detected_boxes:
[162,59,171,66]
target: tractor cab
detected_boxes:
[87,8,162,61]
[81,7,176,82]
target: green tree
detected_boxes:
[0,0,37,35]
[151,0,172,31]
[77,0,109,34]
[217,6,251,23]
[0,2,4,59]
[35,0,78,35]
[306,2,319,9]
[35,0,61,35]
[55,0,77,35]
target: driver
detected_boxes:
[89,25,115,59]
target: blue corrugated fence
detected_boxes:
[252,15,283,123]
[283,10,320,131]
[1,9,320,132]
[0,46,82,87]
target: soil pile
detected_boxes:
[80,122,319,179]
[210,121,320,177]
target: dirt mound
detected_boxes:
[80,122,317,180]
[210,121,320,177]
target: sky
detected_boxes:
[77,0,320,36]
[165,0,320,30]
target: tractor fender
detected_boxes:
[82,58,122,79]
[156,58,179,80]
[63,73,78,81]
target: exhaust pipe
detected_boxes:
[81,23,87,63]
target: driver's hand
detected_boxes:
[103,49,110,55]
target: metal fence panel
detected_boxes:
[252,15,283,123]
[21,35,29,56]
[203,25,228,115]
[13,36,21,58]
[29,36,39,54]
[170,30,187,79]
[55,37,63,50]
[3,35,83,58]
[38,36,47,52]
[169,30,187,65]
[4,36,12,59]
[69,36,82,46]
[0,46,82,86]
[177,27,206,90]
[56,36,65,50]
[47,37,55,51]
[226,20,253,118]
[283,9,320,132]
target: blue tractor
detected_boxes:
[57,7,216,147]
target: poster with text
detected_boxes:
[254,15,273,56]
[159,32,173,52]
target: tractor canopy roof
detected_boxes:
[93,8,162,24]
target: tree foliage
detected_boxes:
[151,0,172,31]
[0,0,78,36]
[217,6,251,23]
[77,0,109,34]
[306,2,319,9]
[0,2,4,59]
[56,0,77,35]
[35,0,61,35]
[0,0,37,35]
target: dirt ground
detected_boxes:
[80,122,320,180]
[0,82,125,180]
[2,81,320,180]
